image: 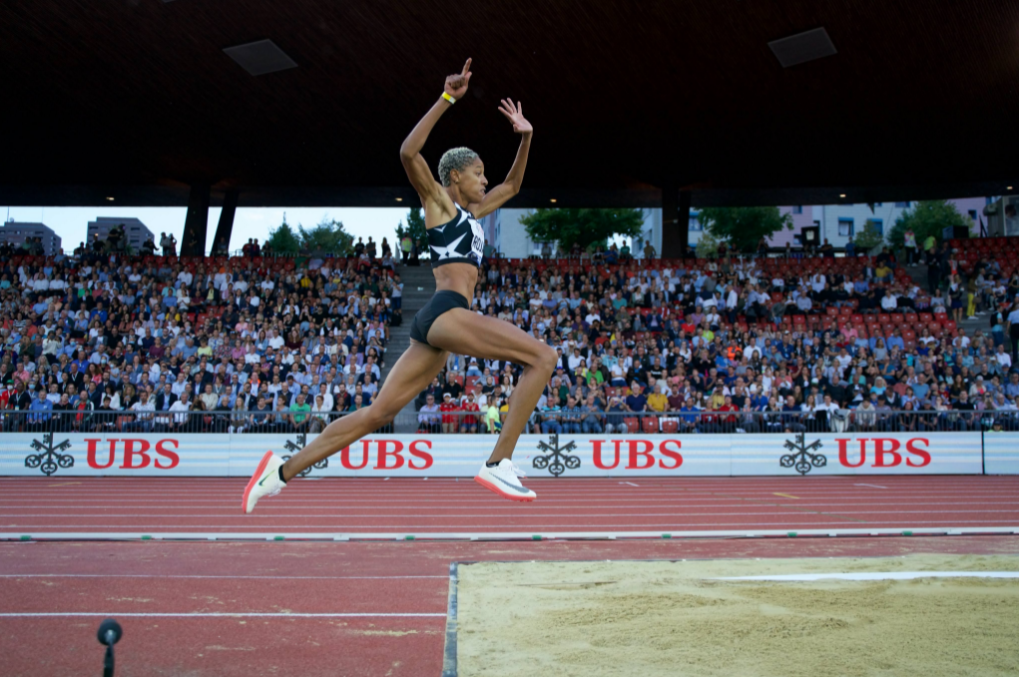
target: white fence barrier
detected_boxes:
[1,430,993,477]
[984,433,1019,475]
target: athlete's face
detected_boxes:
[453,157,488,203]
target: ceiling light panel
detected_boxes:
[223,39,298,76]
[769,28,837,68]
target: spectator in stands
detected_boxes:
[460,392,481,433]
[624,382,647,414]
[579,393,604,433]
[439,392,460,433]
[168,391,191,430]
[1007,300,1019,363]
[400,235,412,263]
[27,388,53,431]
[413,393,442,430]
[541,392,563,434]
[560,395,582,433]
[124,390,155,432]
[159,232,177,257]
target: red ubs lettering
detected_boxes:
[85,438,180,470]
[591,440,683,470]
[340,439,435,471]
[836,438,931,468]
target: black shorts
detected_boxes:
[409,290,469,346]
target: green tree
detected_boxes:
[520,208,645,251]
[696,207,793,253]
[854,219,886,253]
[264,216,301,255]
[695,231,720,259]
[395,207,428,251]
[888,200,970,249]
[299,217,354,255]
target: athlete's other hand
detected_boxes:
[444,59,472,100]
[498,99,532,135]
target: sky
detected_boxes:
[1,206,411,254]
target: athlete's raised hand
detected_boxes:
[498,99,532,135]
[444,59,472,100]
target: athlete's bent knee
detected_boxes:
[532,344,558,373]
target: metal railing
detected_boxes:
[2,408,1015,434]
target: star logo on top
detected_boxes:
[430,233,467,260]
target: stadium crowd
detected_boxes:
[3,231,1019,436]
[417,236,1019,435]
[0,236,402,434]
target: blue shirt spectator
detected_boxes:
[29,392,54,423]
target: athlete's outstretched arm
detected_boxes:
[400,59,472,205]
[468,99,533,218]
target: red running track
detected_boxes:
[3,536,1019,677]
[1,475,1018,535]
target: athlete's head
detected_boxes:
[438,147,487,201]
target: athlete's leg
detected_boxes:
[426,309,558,463]
[280,341,448,481]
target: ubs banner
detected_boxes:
[0,430,991,477]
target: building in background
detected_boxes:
[86,217,155,252]
[0,221,62,255]
[486,197,993,259]
[774,198,988,249]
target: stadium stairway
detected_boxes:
[902,263,988,336]
[383,264,436,432]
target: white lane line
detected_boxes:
[5,519,1019,530]
[5,490,1015,500]
[0,574,446,580]
[855,483,888,489]
[619,482,640,487]
[5,508,1019,519]
[717,572,1019,581]
[4,501,1019,511]
[3,526,1017,541]
[0,612,446,618]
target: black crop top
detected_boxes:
[427,204,484,268]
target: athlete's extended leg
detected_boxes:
[426,309,557,463]
[280,341,448,481]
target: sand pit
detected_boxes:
[456,554,1019,677]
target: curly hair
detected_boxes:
[437,147,478,188]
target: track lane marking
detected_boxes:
[0,574,447,580]
[6,519,1019,530]
[5,508,1019,518]
[0,612,446,618]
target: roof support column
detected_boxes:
[181,182,210,257]
[211,188,238,256]
[661,179,691,258]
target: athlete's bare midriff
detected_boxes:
[433,261,478,302]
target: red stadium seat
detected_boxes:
[641,418,659,434]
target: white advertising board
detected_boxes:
[0,430,991,478]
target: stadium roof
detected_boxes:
[1,0,1017,208]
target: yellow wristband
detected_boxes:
[442,92,456,104]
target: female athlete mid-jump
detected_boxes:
[243,59,557,512]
